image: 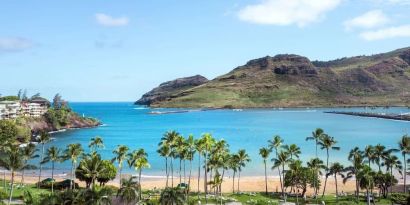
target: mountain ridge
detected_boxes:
[136,47,410,108]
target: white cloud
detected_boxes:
[344,10,389,30]
[95,13,129,27]
[0,37,32,52]
[360,25,410,40]
[237,0,342,27]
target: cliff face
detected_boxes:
[135,75,209,105]
[137,47,410,108]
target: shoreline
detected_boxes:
[3,170,408,194]
[325,111,410,122]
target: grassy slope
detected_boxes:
[151,48,410,108]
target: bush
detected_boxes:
[391,193,409,205]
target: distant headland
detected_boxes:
[136,47,410,108]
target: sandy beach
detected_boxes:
[2,171,365,195]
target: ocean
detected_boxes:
[41,102,409,177]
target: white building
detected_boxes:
[0,100,48,120]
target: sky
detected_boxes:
[1,0,410,102]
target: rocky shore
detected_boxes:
[325,111,410,121]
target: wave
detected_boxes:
[133,107,148,110]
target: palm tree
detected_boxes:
[89,136,104,152]
[283,144,301,159]
[78,153,105,190]
[64,143,83,189]
[374,144,387,172]
[200,133,215,198]
[345,147,364,200]
[268,135,284,194]
[229,154,240,193]
[318,134,340,197]
[37,131,51,188]
[259,147,271,194]
[236,149,251,192]
[306,128,324,157]
[157,143,171,187]
[194,138,205,195]
[128,148,149,201]
[160,130,180,187]
[159,187,185,205]
[357,165,375,205]
[307,157,326,197]
[173,135,185,184]
[272,151,291,200]
[184,134,196,198]
[0,145,25,205]
[21,143,39,185]
[112,145,129,187]
[42,146,62,193]
[117,176,140,205]
[398,134,410,192]
[382,154,402,196]
[364,145,375,168]
[327,162,344,202]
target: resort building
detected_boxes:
[0,100,48,120]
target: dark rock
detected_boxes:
[135,75,208,105]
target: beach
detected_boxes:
[2,171,369,194]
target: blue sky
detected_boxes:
[1,0,410,102]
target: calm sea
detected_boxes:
[41,102,410,177]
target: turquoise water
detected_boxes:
[44,102,410,176]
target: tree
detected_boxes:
[236,149,251,193]
[307,157,325,197]
[357,165,375,205]
[89,136,104,153]
[0,145,25,205]
[229,154,240,193]
[157,143,171,187]
[112,145,129,187]
[160,131,180,187]
[64,143,83,189]
[76,153,105,190]
[364,145,375,168]
[268,135,284,195]
[117,176,140,205]
[398,134,410,193]
[0,120,18,144]
[374,144,388,172]
[195,137,205,194]
[52,93,62,110]
[97,160,117,186]
[272,151,291,200]
[327,162,344,202]
[128,148,149,201]
[159,187,185,205]
[344,147,364,201]
[37,131,51,188]
[306,128,324,158]
[200,132,215,201]
[318,134,340,197]
[374,172,397,198]
[285,160,320,197]
[21,143,38,184]
[185,134,196,195]
[382,154,402,197]
[283,144,301,159]
[42,146,62,193]
[259,147,271,194]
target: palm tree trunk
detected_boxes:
[8,170,14,205]
[179,158,182,184]
[38,144,44,189]
[237,170,240,192]
[119,164,122,188]
[232,170,235,193]
[183,159,186,183]
[139,168,142,201]
[322,149,329,197]
[188,159,193,202]
[71,161,74,189]
[21,168,25,185]
[335,174,338,202]
[3,170,6,189]
[264,160,268,195]
[404,154,407,193]
[165,157,169,187]
[197,153,201,195]
[171,158,174,187]
[282,164,286,202]
[204,151,208,196]
[51,162,54,193]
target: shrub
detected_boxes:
[391,193,408,205]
